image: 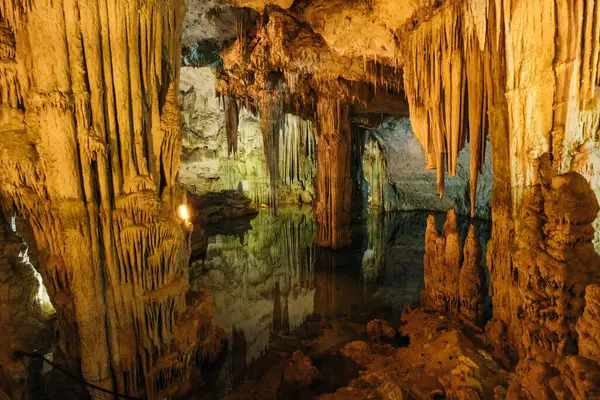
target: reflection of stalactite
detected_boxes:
[230,326,247,389]
[283,295,290,335]
[315,98,352,249]
[313,249,336,318]
[313,245,365,318]
[272,281,282,333]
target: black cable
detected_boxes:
[15,351,144,400]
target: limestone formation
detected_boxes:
[366,319,395,341]
[422,211,486,326]
[422,211,461,315]
[215,4,409,247]
[322,309,511,400]
[0,216,54,400]
[315,98,352,249]
[2,0,600,398]
[281,350,320,391]
[0,1,223,398]
[489,157,600,359]
[460,225,485,326]
[577,284,600,363]
[179,67,317,205]
[363,119,493,218]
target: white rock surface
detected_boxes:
[179,67,316,204]
[364,118,493,219]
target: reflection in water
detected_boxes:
[190,207,490,394]
[229,327,247,389]
[190,207,316,363]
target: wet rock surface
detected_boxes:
[187,190,258,225]
[0,221,55,400]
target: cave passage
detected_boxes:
[2,0,600,399]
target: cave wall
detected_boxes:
[179,67,316,205]
[0,216,54,400]
[0,2,222,398]
[383,0,600,365]
[478,1,600,364]
[363,118,493,219]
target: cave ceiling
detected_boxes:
[195,0,424,119]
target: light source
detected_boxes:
[178,205,189,222]
[242,180,249,191]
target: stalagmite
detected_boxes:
[422,211,461,315]
[459,225,485,325]
[423,211,486,322]
[315,98,352,249]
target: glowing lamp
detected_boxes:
[178,205,189,221]
[242,180,249,191]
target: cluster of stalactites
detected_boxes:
[219,95,239,155]
[258,90,284,214]
[403,2,489,216]
[279,114,315,186]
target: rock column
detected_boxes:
[0,1,215,398]
[315,98,352,249]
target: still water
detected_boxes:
[188,206,490,398]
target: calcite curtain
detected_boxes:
[0,1,208,398]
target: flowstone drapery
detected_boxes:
[0,1,223,398]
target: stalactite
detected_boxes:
[363,134,387,209]
[224,95,239,155]
[465,32,487,217]
[402,3,488,212]
[279,114,315,187]
[315,97,352,249]
[258,89,284,214]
